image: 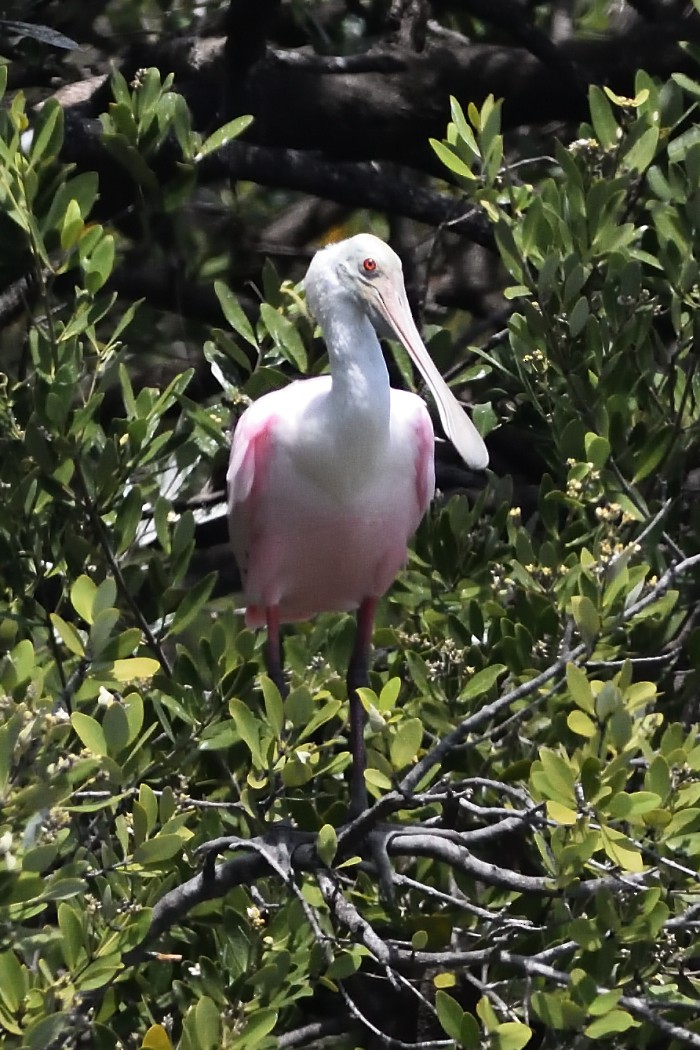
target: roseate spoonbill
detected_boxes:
[228,234,488,813]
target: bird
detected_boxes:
[227,234,489,814]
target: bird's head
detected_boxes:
[304,233,402,325]
[304,234,489,471]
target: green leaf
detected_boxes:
[567,663,594,714]
[214,281,258,347]
[102,132,158,190]
[22,843,58,873]
[9,639,34,686]
[671,70,700,97]
[231,1008,278,1050]
[71,712,107,756]
[75,955,122,991]
[584,1009,637,1037]
[567,710,597,737]
[569,296,589,338]
[260,302,307,370]
[449,96,480,157]
[477,996,499,1031]
[196,114,253,160]
[285,686,314,728]
[588,85,619,150]
[281,753,315,787]
[536,748,576,803]
[44,172,99,233]
[389,718,423,769]
[493,1021,533,1050]
[364,767,392,791]
[325,949,363,980]
[531,990,586,1030]
[495,223,524,282]
[472,401,498,437]
[200,719,243,751]
[503,285,530,300]
[626,681,656,708]
[610,791,661,819]
[60,198,83,249]
[88,607,120,659]
[58,903,84,970]
[168,572,217,635]
[139,783,158,833]
[101,628,142,663]
[459,1014,480,1049]
[588,990,622,1017]
[0,715,21,795]
[584,433,610,469]
[1,872,44,905]
[377,676,401,713]
[29,100,63,165]
[433,972,456,988]
[317,824,337,866]
[609,708,632,749]
[261,675,284,740]
[633,430,673,482]
[460,664,506,702]
[93,578,117,618]
[154,495,171,554]
[602,828,643,872]
[142,1025,173,1050]
[547,800,578,825]
[103,701,131,756]
[133,835,185,864]
[50,613,85,656]
[645,755,670,800]
[571,596,600,646]
[110,657,161,682]
[229,697,264,766]
[298,698,342,742]
[435,991,464,1042]
[23,1015,68,1050]
[621,126,659,174]
[429,138,476,179]
[84,233,115,292]
[194,995,221,1050]
[122,692,144,743]
[0,952,26,1013]
[133,802,148,850]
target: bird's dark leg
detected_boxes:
[346,597,378,817]
[265,605,288,697]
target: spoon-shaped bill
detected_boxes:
[373,279,489,470]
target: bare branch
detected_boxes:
[316,869,394,968]
[386,831,557,895]
[278,1020,348,1049]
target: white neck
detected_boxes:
[319,296,391,437]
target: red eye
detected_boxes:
[362,258,377,273]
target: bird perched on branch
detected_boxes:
[228,233,488,814]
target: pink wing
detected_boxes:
[226,404,277,599]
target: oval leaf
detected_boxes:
[461,664,506,702]
[71,712,107,757]
[110,657,161,682]
[133,835,185,865]
[142,1025,173,1050]
[317,824,337,866]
